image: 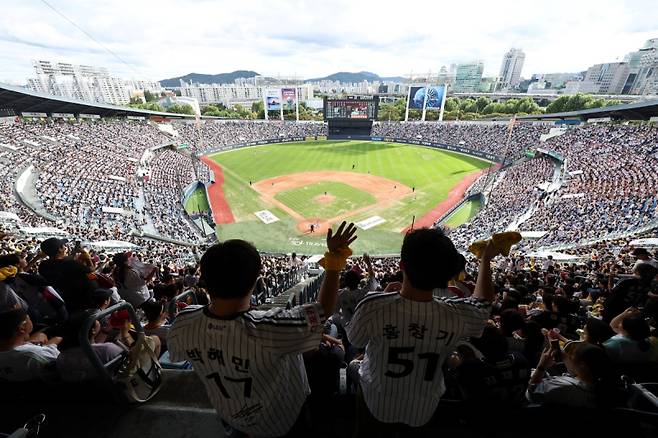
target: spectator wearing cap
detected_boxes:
[90,288,115,311]
[0,308,62,381]
[0,253,29,312]
[112,252,155,309]
[37,237,97,313]
[632,248,658,270]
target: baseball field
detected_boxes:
[203,140,489,254]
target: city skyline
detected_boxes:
[0,0,656,84]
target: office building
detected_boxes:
[453,61,484,93]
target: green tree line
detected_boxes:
[377,94,622,121]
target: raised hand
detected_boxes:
[326,221,357,253]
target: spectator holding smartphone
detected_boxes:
[527,339,620,408]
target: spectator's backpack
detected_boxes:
[115,333,162,403]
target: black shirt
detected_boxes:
[38,257,96,312]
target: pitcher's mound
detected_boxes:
[314,194,335,204]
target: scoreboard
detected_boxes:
[324,96,378,121]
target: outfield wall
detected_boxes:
[199,135,502,162]
[375,137,502,162]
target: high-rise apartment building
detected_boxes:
[499,48,525,89]
[25,60,163,105]
[180,82,314,107]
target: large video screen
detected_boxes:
[324,97,378,120]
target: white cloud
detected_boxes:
[0,0,656,83]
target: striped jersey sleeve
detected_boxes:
[438,296,491,338]
[243,303,325,355]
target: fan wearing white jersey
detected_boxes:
[346,228,500,436]
[168,222,357,438]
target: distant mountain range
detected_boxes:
[159,70,259,87]
[160,70,405,87]
[306,71,406,83]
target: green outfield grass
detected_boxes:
[184,187,210,214]
[274,181,377,219]
[209,140,489,254]
[442,198,483,228]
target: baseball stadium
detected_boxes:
[200,139,489,254]
[1,2,658,437]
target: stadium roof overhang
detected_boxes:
[0,83,199,119]
[515,99,658,121]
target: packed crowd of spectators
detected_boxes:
[1,115,657,436]
[447,157,555,250]
[520,124,658,247]
[0,119,171,237]
[174,120,327,152]
[142,149,200,243]
[1,219,657,436]
[372,121,550,159]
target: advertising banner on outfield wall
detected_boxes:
[378,137,502,162]
[265,89,281,111]
[408,86,426,109]
[281,88,296,111]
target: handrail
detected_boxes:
[78,302,142,401]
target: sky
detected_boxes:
[0,0,656,84]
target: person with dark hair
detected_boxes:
[36,237,97,313]
[604,263,657,322]
[0,253,29,312]
[549,295,582,338]
[142,300,171,351]
[167,222,357,438]
[346,228,501,434]
[520,321,545,368]
[498,309,528,353]
[454,325,530,405]
[632,248,658,270]
[335,253,377,330]
[0,308,61,381]
[527,341,621,408]
[446,253,475,299]
[604,307,656,364]
[582,318,615,346]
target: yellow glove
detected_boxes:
[319,247,353,271]
[0,265,18,281]
[469,231,522,259]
